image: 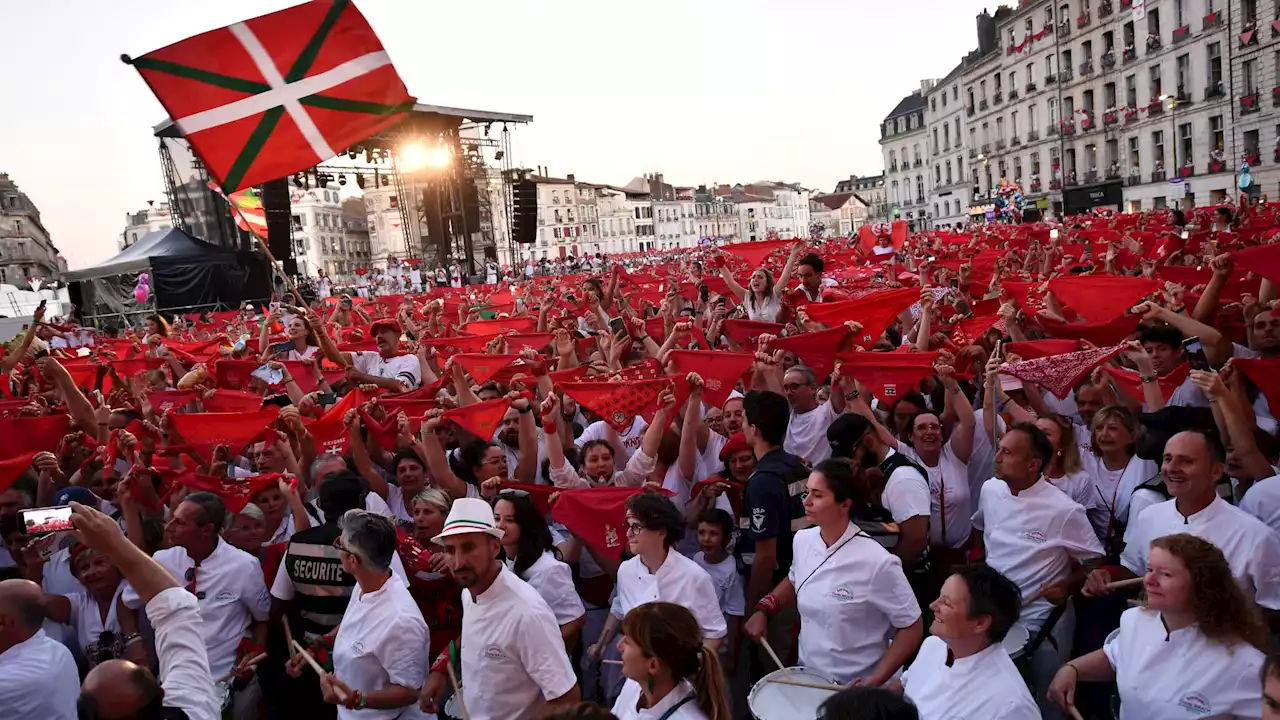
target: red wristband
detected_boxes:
[431,652,450,675]
[755,593,780,619]
[542,419,558,435]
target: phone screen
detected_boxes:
[19,505,74,536]
[609,317,628,337]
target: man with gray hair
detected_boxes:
[305,454,396,524]
[287,510,427,717]
[0,577,79,718]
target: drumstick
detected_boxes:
[766,677,842,692]
[1105,577,1144,591]
[216,652,268,684]
[446,659,471,720]
[757,636,791,680]
[282,618,297,661]
[290,640,349,703]
[1067,706,1085,720]
[603,659,623,665]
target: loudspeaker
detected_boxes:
[511,179,537,244]
[261,179,297,275]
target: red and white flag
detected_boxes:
[129,0,415,192]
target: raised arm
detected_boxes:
[414,411,472,499]
[938,365,976,465]
[345,411,391,500]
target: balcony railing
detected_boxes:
[1047,124,1059,136]
[981,143,991,153]
[1102,51,1116,69]
[1050,179,1063,190]
[1061,121,1077,136]
[1127,175,1142,187]
[1099,0,1114,18]
[1120,0,1132,7]
[1106,168,1122,180]
[1058,20,1072,38]
[1123,47,1138,62]
[1241,91,1261,114]
[1084,171,1099,184]
[1241,26,1260,48]
[1152,170,1167,182]
[1081,117,1096,132]
[1206,83,1225,100]
[1061,69,1075,83]
[1027,130,1040,141]
[1080,61,1095,77]
[996,139,1007,150]
[913,159,924,167]
[994,91,1003,105]
[1173,25,1191,43]
[1179,165,1195,178]
[1046,73,1059,85]
[1026,82,1038,93]
[1008,89,1019,101]
[1202,11,1222,30]
[1147,98,1165,115]
[979,99,989,111]
[1012,136,1023,147]
[1104,109,1119,126]
[1209,159,1227,173]
[1078,10,1091,27]
[1031,180,1043,192]
[1124,107,1140,122]
[1146,35,1163,52]
[1273,87,1280,106]
[969,148,978,158]
[967,106,976,117]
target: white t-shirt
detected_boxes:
[742,292,782,322]
[899,440,972,548]
[577,417,648,459]
[784,402,838,465]
[1241,474,1280,537]
[692,552,745,619]
[1121,496,1280,610]
[1080,454,1157,540]
[612,679,706,720]
[879,449,933,525]
[352,351,421,390]
[333,579,429,720]
[460,565,578,720]
[1045,468,1102,539]
[509,552,585,627]
[67,587,125,661]
[789,522,920,684]
[0,630,79,720]
[1104,607,1265,720]
[611,551,727,641]
[122,540,271,678]
[972,478,1103,632]
[903,636,1040,720]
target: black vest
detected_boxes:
[283,524,355,637]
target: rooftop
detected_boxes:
[884,90,926,121]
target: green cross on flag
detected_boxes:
[127,0,415,193]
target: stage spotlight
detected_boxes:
[292,173,304,187]
[399,143,428,171]
[356,173,366,190]
[425,145,452,169]
[494,150,504,161]
[347,148,359,160]
[381,175,391,187]
[338,174,348,186]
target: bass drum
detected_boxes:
[440,685,464,720]
[747,667,839,720]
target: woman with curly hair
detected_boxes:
[1049,533,1268,719]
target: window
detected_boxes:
[1147,8,1160,35]
[935,165,941,184]
[1106,139,1119,168]
[970,127,977,148]
[944,124,951,148]
[945,160,953,184]
[1176,54,1189,94]
[1244,129,1259,155]
[1014,156,1023,182]
[1243,59,1257,94]
[14,221,21,235]
[1064,95,1076,117]
[1105,82,1117,107]
[933,128,939,152]
[982,122,989,144]
[1083,40,1093,62]
[994,74,1003,93]
[1207,42,1222,89]
[953,86,959,100]
[1046,54,1055,77]
[1178,123,1192,166]
[1174,0,1185,25]
[1153,130,1166,168]
[1124,21,1135,47]
[1210,115,1223,151]
[1046,6,1054,24]
[1242,0,1257,25]
[1149,64,1162,98]
[1063,49,1073,71]
[1103,30,1115,53]
[890,150,897,168]
[942,91,947,108]
[1125,74,1138,106]
[1128,136,1140,168]
[1026,62,1035,85]
[916,176,924,201]
[1008,28,1016,49]
[1012,110,1019,137]
[980,80,987,101]
[1026,18,1034,35]
[1029,103,1038,129]
[996,117,1005,141]
[1083,89,1095,112]
[931,97,937,113]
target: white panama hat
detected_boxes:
[431,497,504,545]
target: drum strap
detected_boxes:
[1024,602,1068,658]
[795,530,865,595]
[657,696,694,720]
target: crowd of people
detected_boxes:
[3,199,1280,719]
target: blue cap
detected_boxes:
[52,486,99,508]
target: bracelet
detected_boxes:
[431,651,450,675]
[1063,663,1080,678]
[844,391,860,401]
[1139,374,1157,383]
[636,335,650,342]
[123,633,143,647]
[755,593,781,619]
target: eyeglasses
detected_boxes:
[333,536,351,554]
[184,566,205,600]
[625,522,645,536]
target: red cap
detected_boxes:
[370,319,401,336]
[718,432,750,462]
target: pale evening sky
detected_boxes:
[0,0,992,269]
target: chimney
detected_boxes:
[567,173,576,182]
[976,10,996,54]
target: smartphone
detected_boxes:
[949,278,959,289]
[609,317,628,337]
[699,285,710,302]
[270,341,294,355]
[1050,229,1060,240]
[341,297,353,308]
[314,391,337,406]
[18,505,74,536]
[1183,336,1210,371]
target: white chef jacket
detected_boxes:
[1104,607,1265,720]
[789,522,920,684]
[612,679,706,720]
[333,579,429,720]
[611,550,727,641]
[0,629,78,720]
[972,478,1103,632]
[122,539,271,678]
[461,565,577,720]
[1121,496,1280,610]
[1240,474,1280,537]
[902,635,1040,720]
[509,551,585,626]
[899,440,973,548]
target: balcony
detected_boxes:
[1179,165,1195,178]
[1026,82,1038,93]
[994,91,1003,105]
[1012,136,1023,147]
[1205,83,1225,100]
[1080,61,1095,77]
[1058,20,1072,38]
[969,148,978,158]
[996,139,1007,150]
[1240,26,1259,48]
[1124,107,1140,122]
[1209,159,1227,174]
[1202,11,1222,30]
[1085,171,1100,184]
[1104,109,1119,126]
[1126,174,1142,186]
[979,99,989,111]
[1028,130,1040,141]
[1152,170,1167,182]
[1146,35,1163,52]
[1274,87,1280,106]
[1030,179,1043,192]
[1241,91,1261,114]
[1061,120,1077,136]
[1245,152,1262,167]
[1078,10,1091,28]
[1061,69,1075,83]
[1123,47,1138,63]
[1147,98,1165,115]
[1050,179,1063,190]
[913,159,923,168]
[967,106,976,117]
[1120,0,1132,6]
[1046,73,1059,85]
[1102,51,1116,70]
[1081,117,1096,132]
[1008,89,1019,101]
[1099,0,1114,18]
[981,143,992,153]
[889,164,899,172]
[1047,124,1059,136]
[1173,25,1191,43]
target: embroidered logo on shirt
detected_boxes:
[352,641,366,655]
[829,586,856,602]
[751,508,766,532]
[482,645,506,661]
[604,524,621,549]
[1019,529,1047,543]
[1177,693,1211,715]
[216,590,236,602]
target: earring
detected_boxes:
[647,674,656,694]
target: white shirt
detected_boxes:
[611,550,727,641]
[509,551,585,626]
[333,579,429,720]
[902,636,1040,720]
[880,449,933,524]
[784,402,838,465]
[1240,474,1280,536]
[461,565,577,720]
[1081,455,1156,534]
[122,539,271,678]
[149,587,226,719]
[1121,496,1280,609]
[899,440,972,548]
[1045,469,1102,539]
[972,478,1103,631]
[577,417,648,459]
[692,552,745,619]
[612,679,705,720]
[789,522,920,684]
[67,586,125,660]
[1104,608,1265,720]
[0,630,79,720]
[352,351,421,390]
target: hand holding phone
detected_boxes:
[19,505,74,536]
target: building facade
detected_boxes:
[880,87,933,230]
[289,187,345,279]
[835,175,889,222]
[1227,0,1280,200]
[0,173,63,285]
[810,192,871,237]
[119,201,173,251]
[926,63,973,228]
[694,187,741,243]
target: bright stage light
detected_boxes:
[425,146,453,168]
[399,143,428,171]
